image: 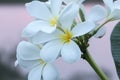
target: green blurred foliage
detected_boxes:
[111,22,120,79]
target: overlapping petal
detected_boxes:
[43,64,59,80]
[22,21,56,38]
[26,1,52,20]
[17,58,40,69]
[111,9,120,20]
[50,0,62,16]
[72,21,95,37]
[17,41,40,60]
[61,40,81,63]
[87,5,107,22]
[28,65,44,80]
[31,30,62,44]
[103,0,113,11]
[59,3,79,30]
[40,40,63,62]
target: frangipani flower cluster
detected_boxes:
[15,0,120,80]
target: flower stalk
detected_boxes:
[82,49,108,80]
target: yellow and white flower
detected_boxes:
[22,0,79,38]
[16,41,59,80]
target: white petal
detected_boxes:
[103,0,113,10]
[32,30,62,44]
[94,27,106,38]
[17,58,40,69]
[61,40,81,63]
[50,0,62,16]
[26,1,52,20]
[22,21,41,38]
[40,40,63,62]
[111,9,120,20]
[28,65,44,80]
[72,21,95,37]
[87,5,107,22]
[17,41,40,60]
[22,21,56,38]
[43,64,59,80]
[59,3,79,30]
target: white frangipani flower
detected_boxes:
[22,0,62,37]
[103,0,120,20]
[22,0,79,38]
[31,14,95,63]
[16,41,59,80]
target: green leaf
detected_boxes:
[111,22,120,79]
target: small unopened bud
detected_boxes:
[14,60,18,67]
[94,27,106,38]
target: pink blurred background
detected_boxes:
[0,3,119,80]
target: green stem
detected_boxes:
[83,49,108,80]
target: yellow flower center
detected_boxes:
[50,16,58,26]
[60,30,73,43]
[39,59,46,64]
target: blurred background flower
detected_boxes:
[0,0,119,80]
